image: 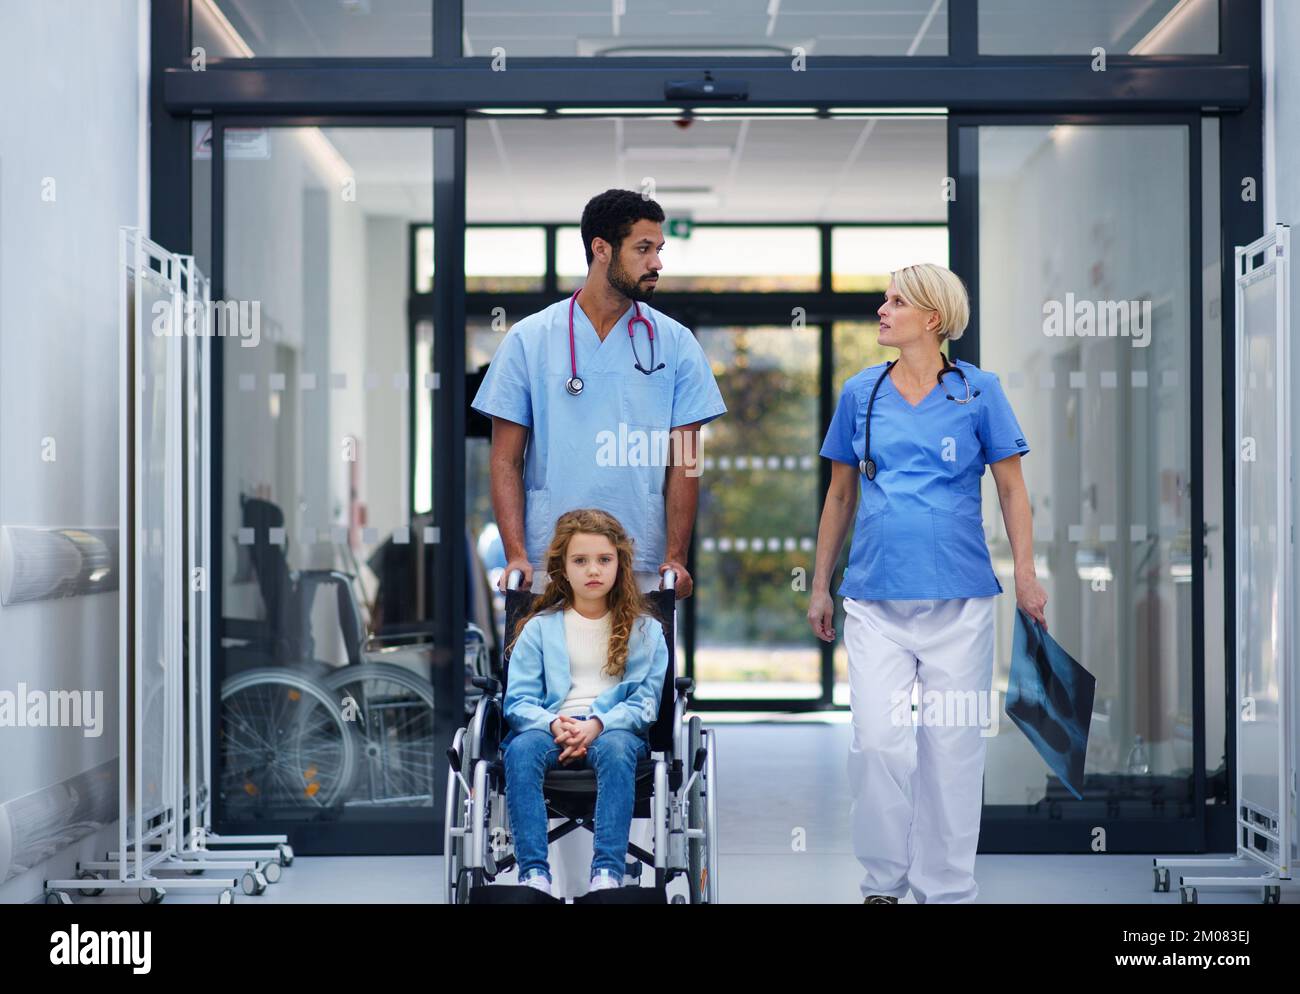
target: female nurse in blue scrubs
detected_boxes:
[808,263,1048,905]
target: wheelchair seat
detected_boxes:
[542,756,657,799]
[489,756,658,801]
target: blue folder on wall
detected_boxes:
[1005,607,1096,800]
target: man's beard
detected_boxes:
[607,256,656,303]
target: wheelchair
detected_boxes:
[444,569,719,904]
[220,496,493,811]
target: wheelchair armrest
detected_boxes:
[468,693,504,766]
[297,568,356,583]
[471,675,500,696]
[296,569,366,664]
[365,631,434,650]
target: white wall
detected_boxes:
[0,0,146,901]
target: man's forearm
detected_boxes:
[491,452,527,561]
[663,462,699,562]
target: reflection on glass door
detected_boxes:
[216,125,459,853]
[969,122,1197,825]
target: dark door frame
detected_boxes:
[949,110,1217,852]
[210,115,465,855]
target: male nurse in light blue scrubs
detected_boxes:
[472,189,726,601]
[808,263,1048,905]
[471,189,725,897]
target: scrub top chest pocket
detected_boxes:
[621,371,673,429]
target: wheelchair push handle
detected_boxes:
[507,566,676,591]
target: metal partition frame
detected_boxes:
[177,257,288,870]
[1154,223,1294,903]
[1231,223,1293,880]
[45,231,239,903]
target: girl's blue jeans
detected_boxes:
[504,722,649,881]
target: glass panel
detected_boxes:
[1200,117,1226,788]
[465,319,508,645]
[1238,270,1283,819]
[558,225,820,292]
[194,0,433,57]
[975,124,1192,812]
[415,226,546,294]
[414,225,434,294]
[831,226,948,292]
[469,227,546,292]
[413,318,434,515]
[465,0,948,57]
[979,0,1218,55]
[219,126,450,833]
[694,325,821,700]
[138,265,177,823]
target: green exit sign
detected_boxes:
[666,218,693,239]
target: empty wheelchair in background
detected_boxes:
[220,496,494,813]
[444,569,719,904]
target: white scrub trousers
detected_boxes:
[843,595,995,903]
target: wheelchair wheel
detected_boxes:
[703,727,719,903]
[443,727,468,904]
[687,716,710,904]
[220,668,356,810]
[325,663,437,806]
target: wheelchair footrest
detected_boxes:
[572,885,667,905]
[468,884,562,905]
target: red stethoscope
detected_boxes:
[565,288,665,396]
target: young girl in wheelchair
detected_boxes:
[502,507,669,896]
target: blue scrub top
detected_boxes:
[471,296,727,573]
[820,359,1029,601]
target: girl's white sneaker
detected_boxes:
[588,869,622,892]
[521,872,553,896]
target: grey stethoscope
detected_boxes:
[564,288,666,396]
[859,355,982,480]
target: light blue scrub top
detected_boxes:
[820,359,1029,601]
[471,296,727,574]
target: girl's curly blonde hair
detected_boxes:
[506,508,659,679]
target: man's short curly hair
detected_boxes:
[579,189,666,267]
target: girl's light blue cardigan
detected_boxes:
[502,609,669,746]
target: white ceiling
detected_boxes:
[318,115,949,224]
[469,116,948,223]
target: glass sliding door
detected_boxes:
[212,120,464,854]
[952,116,1206,850]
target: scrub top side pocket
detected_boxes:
[847,508,887,591]
[929,508,1002,598]
[524,488,552,566]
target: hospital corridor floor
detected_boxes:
[55,722,1296,904]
